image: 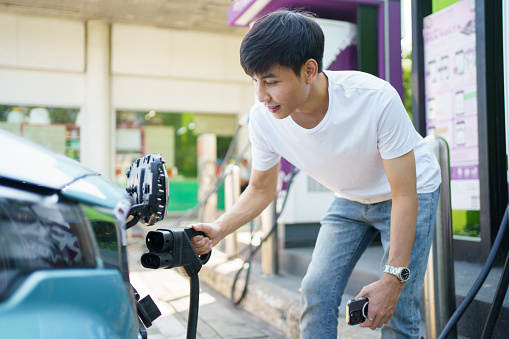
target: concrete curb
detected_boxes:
[198,251,384,339]
[198,251,302,339]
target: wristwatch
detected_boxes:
[384,265,411,282]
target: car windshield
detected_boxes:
[0,188,97,301]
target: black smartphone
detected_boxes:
[346,297,369,326]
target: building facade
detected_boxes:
[0,12,252,192]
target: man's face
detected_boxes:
[251,63,310,119]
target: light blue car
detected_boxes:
[0,129,153,339]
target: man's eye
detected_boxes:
[266,81,277,86]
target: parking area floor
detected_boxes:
[128,241,287,339]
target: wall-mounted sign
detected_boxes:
[424,0,480,239]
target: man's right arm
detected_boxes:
[190,162,280,255]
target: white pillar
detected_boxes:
[82,20,112,178]
[261,199,277,275]
[197,133,217,223]
[224,164,240,256]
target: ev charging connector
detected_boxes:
[126,153,212,339]
[141,228,211,276]
[141,227,211,339]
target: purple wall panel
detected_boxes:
[389,0,403,98]
[327,44,358,71]
[228,0,403,95]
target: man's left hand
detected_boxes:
[355,274,405,330]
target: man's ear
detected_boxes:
[302,59,319,84]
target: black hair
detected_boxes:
[240,10,324,78]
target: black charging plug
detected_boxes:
[141,228,211,277]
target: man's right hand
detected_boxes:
[190,223,222,255]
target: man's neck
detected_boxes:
[291,72,329,129]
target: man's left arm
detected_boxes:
[357,149,418,330]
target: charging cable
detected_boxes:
[438,205,508,339]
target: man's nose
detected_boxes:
[255,84,270,103]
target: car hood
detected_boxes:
[0,129,97,189]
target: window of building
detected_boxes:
[0,105,81,161]
[115,110,236,212]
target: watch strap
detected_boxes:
[384,265,410,282]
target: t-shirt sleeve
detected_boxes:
[376,83,422,159]
[248,106,281,171]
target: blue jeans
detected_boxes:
[300,187,440,338]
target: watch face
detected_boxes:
[400,268,410,281]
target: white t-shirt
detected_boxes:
[248,70,441,204]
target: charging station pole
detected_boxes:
[424,135,457,339]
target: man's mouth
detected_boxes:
[266,105,281,113]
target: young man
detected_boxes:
[191,10,441,338]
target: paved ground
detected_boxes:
[128,239,383,339]
[127,218,386,339]
[128,241,287,339]
[126,214,509,339]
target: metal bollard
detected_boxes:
[424,135,457,339]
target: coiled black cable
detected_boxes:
[481,210,509,338]
[438,205,508,339]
